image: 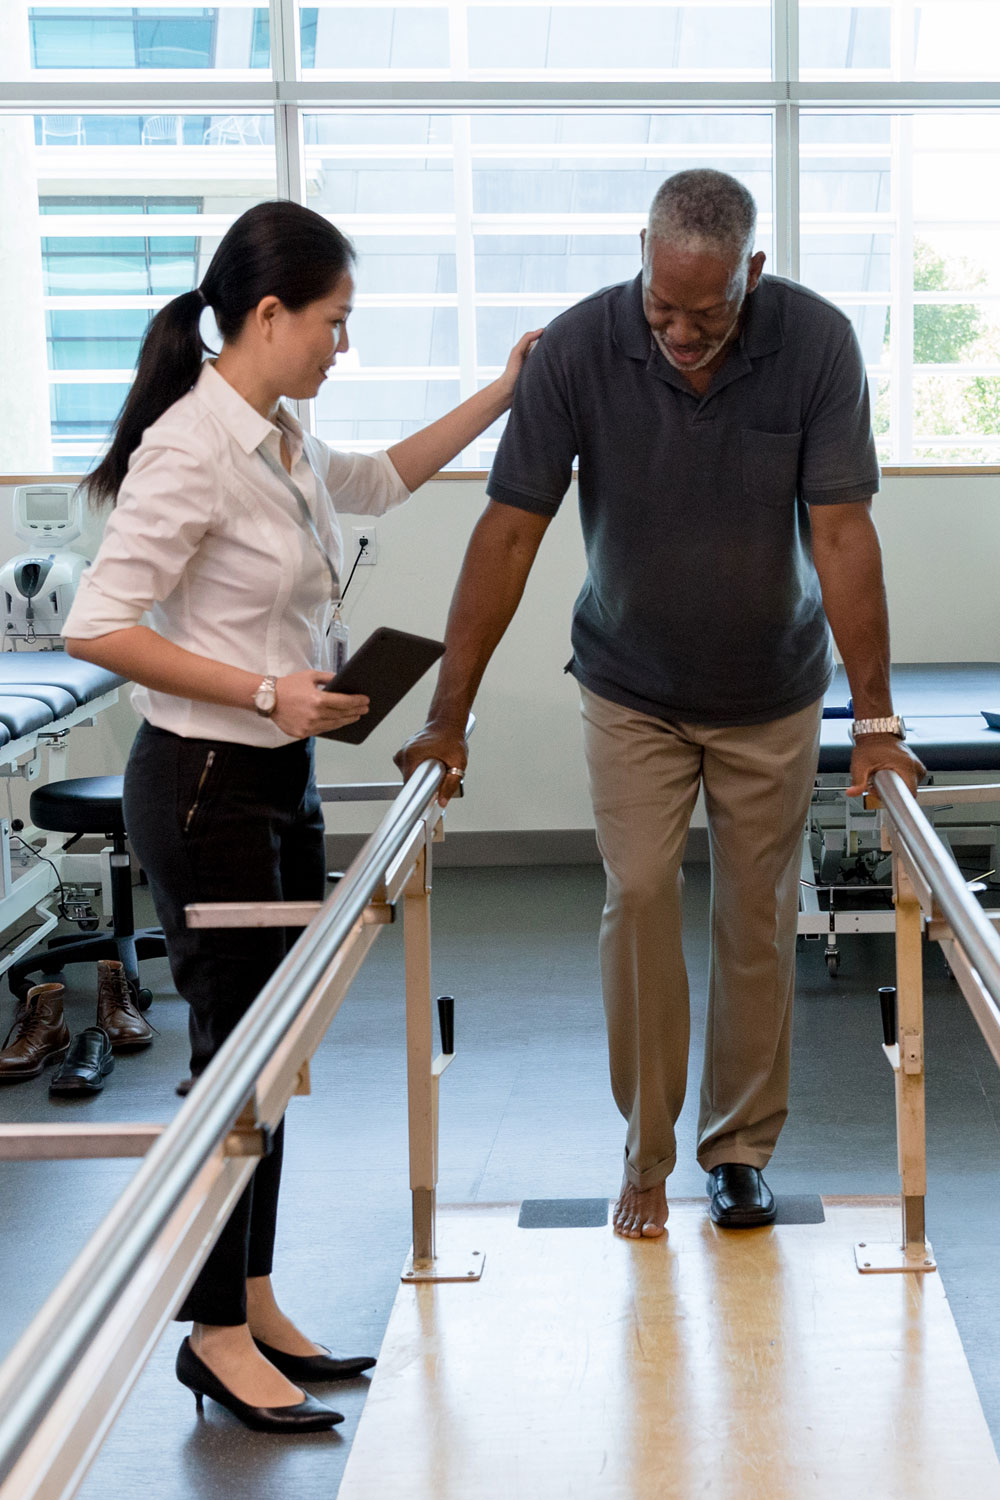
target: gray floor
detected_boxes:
[2,864,1000,1497]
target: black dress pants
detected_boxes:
[123,721,326,1326]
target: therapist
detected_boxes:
[64,199,538,1435]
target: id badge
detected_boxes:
[328,608,350,675]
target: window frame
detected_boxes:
[4,0,1000,477]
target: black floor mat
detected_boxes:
[518,1198,610,1229]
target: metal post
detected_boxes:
[404,840,436,1269]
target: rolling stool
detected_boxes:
[8,775,167,1007]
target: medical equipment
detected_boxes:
[0,484,89,649]
[801,663,1000,974]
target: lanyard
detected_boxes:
[257,440,342,603]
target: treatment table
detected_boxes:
[0,652,124,977]
[803,662,1000,973]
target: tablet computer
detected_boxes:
[320,626,445,744]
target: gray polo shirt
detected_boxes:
[487,272,880,726]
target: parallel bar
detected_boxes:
[916,784,1000,806]
[875,771,1000,1004]
[938,938,1000,1077]
[184,901,393,929]
[0,1124,163,1161]
[0,755,449,1492]
[319,782,401,802]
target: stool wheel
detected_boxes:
[136,986,153,1012]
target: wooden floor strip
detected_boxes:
[338,1198,1000,1500]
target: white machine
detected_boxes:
[1,485,89,650]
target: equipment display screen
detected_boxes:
[25,490,71,523]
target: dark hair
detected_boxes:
[84,200,355,506]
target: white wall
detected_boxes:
[0,473,997,837]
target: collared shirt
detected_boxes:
[64,362,410,746]
[487,273,880,727]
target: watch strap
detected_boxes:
[851,714,905,740]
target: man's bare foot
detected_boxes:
[246,1275,325,1357]
[613,1177,668,1239]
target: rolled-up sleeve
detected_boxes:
[317,445,411,519]
[63,441,219,640]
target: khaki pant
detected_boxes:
[580,685,824,1190]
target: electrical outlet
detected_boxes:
[351,525,378,565]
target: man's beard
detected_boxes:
[652,306,742,373]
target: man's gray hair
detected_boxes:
[646,169,757,265]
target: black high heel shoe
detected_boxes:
[252,1337,376,1382]
[176,1338,344,1432]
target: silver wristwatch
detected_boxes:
[850,714,905,742]
[253,675,277,717]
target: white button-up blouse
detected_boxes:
[63,362,410,747]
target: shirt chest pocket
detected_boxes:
[741,428,802,510]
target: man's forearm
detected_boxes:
[427,503,550,727]
[812,505,893,719]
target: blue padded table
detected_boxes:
[819,662,1000,775]
[0,653,127,980]
[0,655,124,750]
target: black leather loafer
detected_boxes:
[49,1027,114,1096]
[253,1338,376,1382]
[175,1338,343,1432]
[706,1164,776,1228]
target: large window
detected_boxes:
[2,0,999,473]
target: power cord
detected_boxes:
[9,831,73,920]
[339,535,368,604]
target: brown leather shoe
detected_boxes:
[96,960,154,1052]
[0,983,70,1081]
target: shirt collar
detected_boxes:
[612,271,786,366]
[195,362,274,455]
[195,362,305,463]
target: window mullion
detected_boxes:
[450,2,478,464]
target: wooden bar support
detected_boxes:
[893,859,929,1256]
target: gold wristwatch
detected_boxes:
[253,675,277,717]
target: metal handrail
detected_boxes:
[875,769,1000,1003]
[0,756,448,1488]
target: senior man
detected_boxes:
[397,169,923,1239]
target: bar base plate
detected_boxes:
[855,1238,936,1273]
[402,1249,485,1284]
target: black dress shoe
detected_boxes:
[175,1338,343,1432]
[706,1164,776,1228]
[49,1027,114,1096]
[253,1338,376,1382]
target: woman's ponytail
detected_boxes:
[82,288,209,507]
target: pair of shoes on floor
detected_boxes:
[706,1163,776,1228]
[0,960,154,1089]
[175,1338,345,1433]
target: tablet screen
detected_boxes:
[320,626,445,744]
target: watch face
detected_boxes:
[254,681,276,714]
